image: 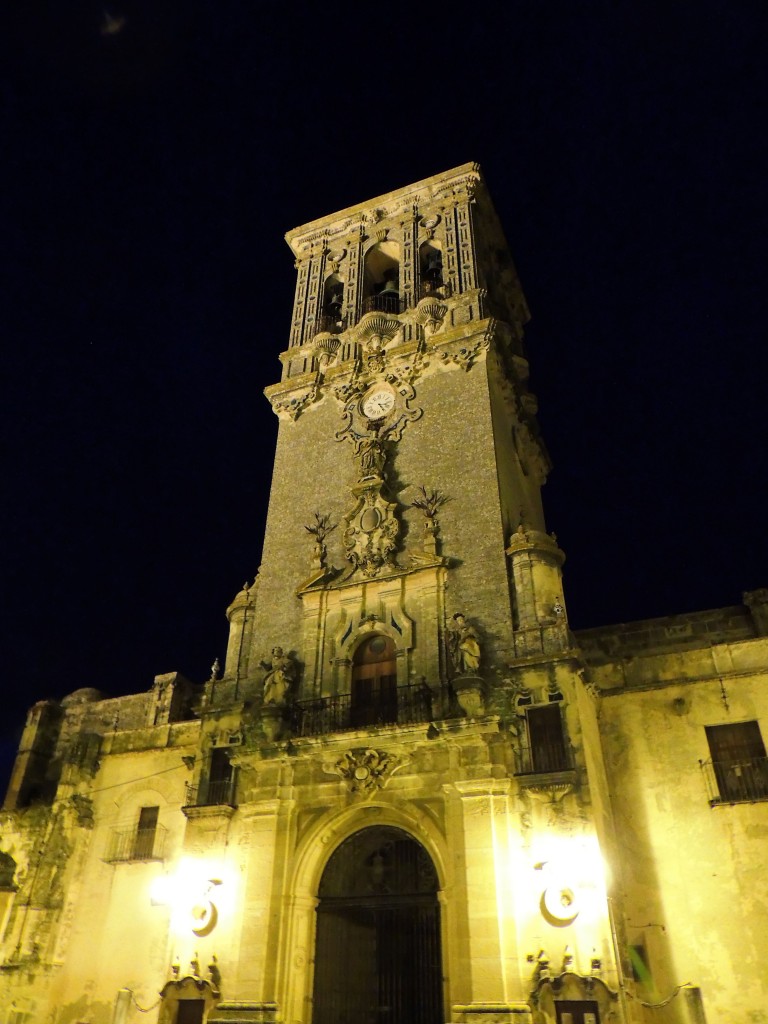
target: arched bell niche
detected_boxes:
[419,240,444,295]
[312,825,443,1024]
[321,273,345,328]
[362,241,401,313]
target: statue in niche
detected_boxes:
[260,647,295,705]
[356,432,387,479]
[448,613,481,675]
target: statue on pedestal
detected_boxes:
[261,647,295,706]
[449,613,481,675]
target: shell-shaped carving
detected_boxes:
[313,333,342,363]
[355,311,401,344]
[415,296,448,326]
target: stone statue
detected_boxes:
[357,435,387,478]
[449,613,481,675]
[261,647,295,705]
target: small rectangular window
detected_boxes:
[705,721,768,803]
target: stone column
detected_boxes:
[455,194,479,293]
[400,207,419,310]
[289,257,310,352]
[304,240,329,347]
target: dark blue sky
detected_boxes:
[2,2,766,787]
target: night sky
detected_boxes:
[2,3,766,790]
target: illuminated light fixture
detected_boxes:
[149,864,227,938]
[190,879,222,937]
[541,883,579,925]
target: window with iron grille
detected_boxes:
[204,748,236,806]
[133,806,159,859]
[703,721,768,804]
[105,805,165,862]
[517,703,571,775]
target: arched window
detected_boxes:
[362,242,401,314]
[351,634,397,726]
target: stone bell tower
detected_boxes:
[223,162,568,712]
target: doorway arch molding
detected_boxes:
[277,801,453,1024]
[295,801,448,898]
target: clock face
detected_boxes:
[362,388,396,420]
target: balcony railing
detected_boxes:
[361,293,403,315]
[184,777,237,808]
[312,313,347,337]
[104,825,167,863]
[290,682,433,738]
[419,279,449,298]
[700,757,768,805]
[515,741,573,776]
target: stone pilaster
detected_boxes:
[447,779,529,1010]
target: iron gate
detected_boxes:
[312,828,443,1024]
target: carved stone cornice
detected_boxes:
[285,162,482,257]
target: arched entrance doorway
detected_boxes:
[351,634,397,727]
[312,826,443,1024]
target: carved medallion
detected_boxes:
[327,748,399,796]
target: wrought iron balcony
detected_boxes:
[104,824,167,863]
[361,293,402,315]
[700,756,768,805]
[184,777,237,808]
[290,682,433,738]
[312,313,347,337]
[419,278,449,298]
[515,741,573,777]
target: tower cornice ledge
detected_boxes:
[284,162,482,256]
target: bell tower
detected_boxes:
[224,162,568,711]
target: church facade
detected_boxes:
[2,164,767,1024]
